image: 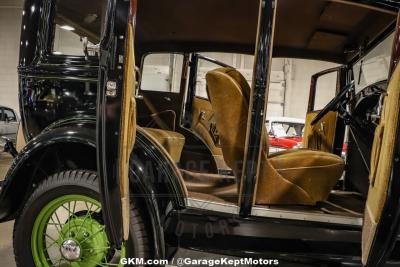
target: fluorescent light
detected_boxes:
[60,25,75,31]
[53,51,63,55]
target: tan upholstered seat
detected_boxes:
[142,127,185,162]
[206,67,345,205]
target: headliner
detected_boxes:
[136,0,398,63]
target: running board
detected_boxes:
[186,197,362,226]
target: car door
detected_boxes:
[97,0,137,246]
[361,63,400,267]
[303,67,347,156]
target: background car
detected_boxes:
[0,106,18,148]
[267,117,305,153]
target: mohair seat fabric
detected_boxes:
[206,67,344,205]
[142,127,185,162]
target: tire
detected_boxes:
[13,170,149,266]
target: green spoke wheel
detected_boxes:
[31,194,124,267]
[13,170,149,267]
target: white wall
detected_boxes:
[0,0,23,114]
[283,59,339,119]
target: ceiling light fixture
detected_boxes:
[60,25,75,31]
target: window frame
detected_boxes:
[41,0,103,66]
[138,52,186,94]
[193,54,235,100]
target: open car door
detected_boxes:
[362,63,400,266]
[97,0,137,247]
[303,67,347,156]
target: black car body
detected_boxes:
[1,0,400,266]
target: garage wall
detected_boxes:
[283,59,339,119]
[0,0,23,115]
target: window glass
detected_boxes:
[195,53,254,98]
[271,122,304,137]
[314,71,338,111]
[140,54,184,93]
[52,0,107,56]
[353,33,394,93]
[3,108,16,121]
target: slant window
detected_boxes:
[52,0,107,56]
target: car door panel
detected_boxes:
[97,0,136,245]
[303,67,346,156]
[303,111,338,153]
[361,64,400,266]
[136,91,181,131]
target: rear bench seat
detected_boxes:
[141,127,185,163]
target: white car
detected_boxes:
[0,106,19,147]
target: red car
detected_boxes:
[267,117,305,153]
[267,117,348,157]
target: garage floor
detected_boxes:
[0,151,16,267]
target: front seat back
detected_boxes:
[206,68,253,179]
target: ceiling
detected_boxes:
[136,0,398,63]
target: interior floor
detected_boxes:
[254,190,365,219]
[184,171,365,220]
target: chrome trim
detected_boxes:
[252,206,363,226]
[185,198,239,214]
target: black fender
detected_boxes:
[129,129,187,259]
[0,121,187,259]
[0,122,97,221]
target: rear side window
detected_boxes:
[140,54,184,93]
[51,0,107,56]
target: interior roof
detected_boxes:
[136,0,398,63]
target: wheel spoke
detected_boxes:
[45,233,59,244]
[71,201,78,230]
[48,217,64,238]
[45,238,60,251]
[77,202,100,234]
[83,257,109,267]
[53,210,66,239]
[80,226,106,245]
[82,246,110,251]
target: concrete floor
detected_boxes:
[0,151,16,267]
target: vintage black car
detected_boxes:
[0,0,400,266]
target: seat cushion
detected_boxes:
[142,128,185,162]
[256,149,345,205]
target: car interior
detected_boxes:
[46,0,397,224]
[129,0,400,226]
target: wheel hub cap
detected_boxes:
[60,239,81,261]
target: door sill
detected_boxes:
[252,205,363,226]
